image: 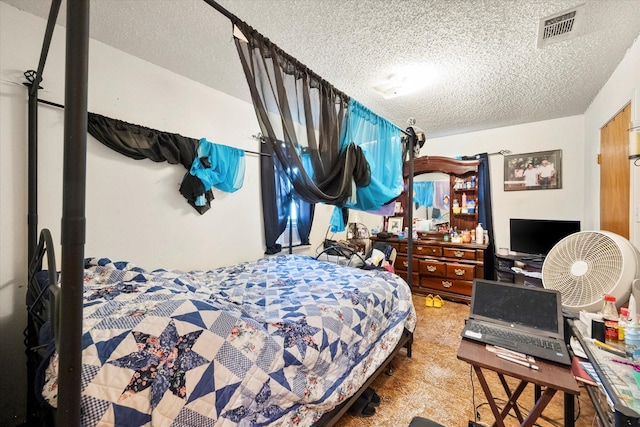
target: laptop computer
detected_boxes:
[461,279,571,366]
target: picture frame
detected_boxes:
[387,217,404,234]
[504,149,562,191]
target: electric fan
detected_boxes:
[541,231,640,312]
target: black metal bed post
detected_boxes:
[405,125,416,288]
[25,1,62,423]
[26,0,62,264]
[24,82,40,424]
[56,1,89,425]
[27,86,38,266]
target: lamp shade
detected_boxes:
[630,121,640,159]
[348,210,362,224]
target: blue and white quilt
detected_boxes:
[42,254,416,426]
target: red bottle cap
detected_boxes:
[604,294,616,302]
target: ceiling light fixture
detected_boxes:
[373,64,438,99]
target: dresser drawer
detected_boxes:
[446,263,475,280]
[443,247,477,260]
[419,277,473,296]
[414,244,442,256]
[419,259,446,277]
[398,243,442,257]
[396,255,419,272]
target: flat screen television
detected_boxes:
[509,218,580,258]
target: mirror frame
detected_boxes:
[399,156,480,237]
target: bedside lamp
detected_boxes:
[629,121,640,159]
[346,211,369,254]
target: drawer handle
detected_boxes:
[454,251,464,258]
[442,281,453,288]
[427,265,437,272]
[403,261,408,268]
[454,268,465,276]
[430,249,438,254]
[417,246,423,251]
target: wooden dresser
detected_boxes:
[371,236,488,303]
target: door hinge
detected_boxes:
[597,153,601,164]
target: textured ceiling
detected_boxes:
[4,0,640,138]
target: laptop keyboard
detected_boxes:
[466,320,562,352]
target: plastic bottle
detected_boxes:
[619,307,630,341]
[475,223,484,244]
[462,193,467,207]
[602,294,619,344]
[626,326,640,360]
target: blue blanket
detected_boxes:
[42,254,416,426]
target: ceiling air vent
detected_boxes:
[537,4,584,48]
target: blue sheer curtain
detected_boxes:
[343,99,403,209]
[190,138,246,207]
[330,99,404,230]
[413,181,434,208]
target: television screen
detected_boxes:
[509,218,580,257]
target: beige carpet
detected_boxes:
[335,295,598,427]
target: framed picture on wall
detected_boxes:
[387,217,403,234]
[504,149,562,191]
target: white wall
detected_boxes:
[417,115,585,252]
[2,2,637,425]
[583,35,640,247]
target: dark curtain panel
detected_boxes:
[477,153,496,280]
[234,22,371,253]
[87,113,197,169]
[295,197,314,245]
[87,112,216,213]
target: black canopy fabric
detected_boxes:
[87,113,197,169]
[234,21,373,253]
[87,112,216,213]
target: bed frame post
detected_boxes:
[26,0,62,262]
[56,1,90,426]
[24,0,62,422]
[405,126,416,287]
[24,81,41,424]
[27,86,38,264]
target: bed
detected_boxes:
[27,230,415,426]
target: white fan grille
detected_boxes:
[542,231,623,308]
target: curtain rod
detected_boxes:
[201,0,413,136]
[36,98,269,157]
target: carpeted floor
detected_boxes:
[335,294,598,427]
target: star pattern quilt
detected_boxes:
[42,254,416,426]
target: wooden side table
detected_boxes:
[457,339,579,427]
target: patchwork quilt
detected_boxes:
[42,254,416,426]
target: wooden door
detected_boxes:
[600,103,631,238]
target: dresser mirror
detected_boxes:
[412,172,450,233]
[400,156,480,238]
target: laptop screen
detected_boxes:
[471,280,561,335]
